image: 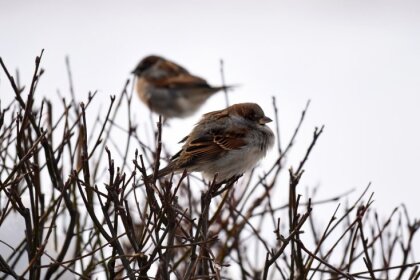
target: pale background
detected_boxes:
[1,0,419,224]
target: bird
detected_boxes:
[132,55,234,118]
[150,103,275,182]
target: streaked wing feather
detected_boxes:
[214,135,245,150]
[160,60,190,75]
[177,130,247,168]
[152,74,210,89]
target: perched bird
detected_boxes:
[132,55,233,118]
[152,103,275,182]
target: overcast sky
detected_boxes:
[2,0,420,217]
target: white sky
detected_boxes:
[1,0,420,216]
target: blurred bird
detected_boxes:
[150,103,274,182]
[132,55,234,118]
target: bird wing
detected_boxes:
[151,74,211,90]
[159,59,190,75]
[175,128,247,169]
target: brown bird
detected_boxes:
[132,55,234,118]
[152,103,274,182]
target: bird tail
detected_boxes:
[214,84,239,92]
[145,162,178,181]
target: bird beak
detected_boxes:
[259,116,272,125]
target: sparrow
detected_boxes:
[151,103,275,182]
[132,55,233,118]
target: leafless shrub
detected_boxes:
[0,52,419,279]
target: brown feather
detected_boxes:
[148,74,210,89]
[158,59,190,75]
[175,129,247,169]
